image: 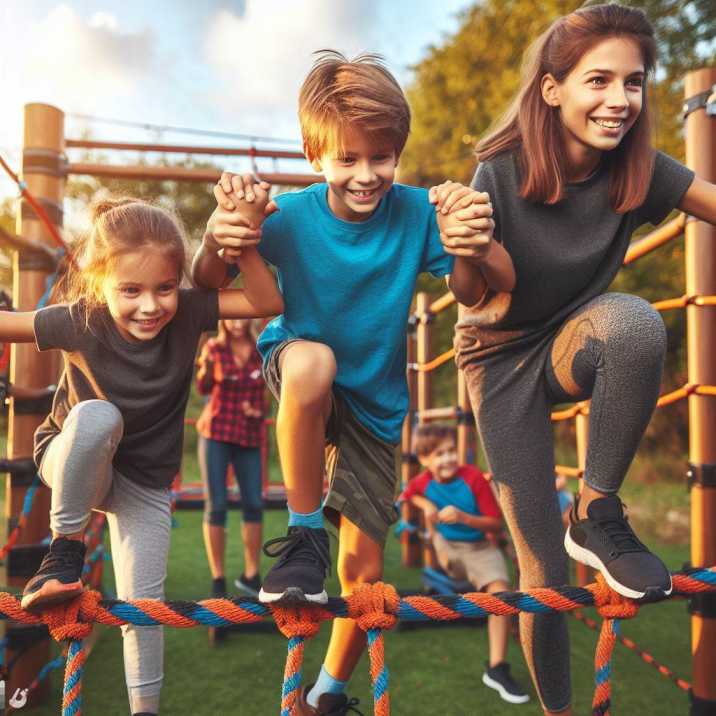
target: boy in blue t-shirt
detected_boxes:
[193,51,515,713]
[401,424,529,705]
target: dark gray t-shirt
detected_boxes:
[455,150,694,368]
[33,288,219,488]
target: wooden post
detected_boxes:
[684,68,716,715]
[3,103,64,707]
[574,408,593,586]
[401,310,421,567]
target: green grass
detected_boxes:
[8,507,693,716]
[0,416,697,715]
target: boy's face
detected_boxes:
[311,126,398,222]
[420,438,459,482]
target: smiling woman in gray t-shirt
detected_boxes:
[436,5,716,714]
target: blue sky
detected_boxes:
[0,1,475,203]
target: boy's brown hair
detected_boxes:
[299,49,411,162]
[412,424,457,459]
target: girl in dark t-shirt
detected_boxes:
[432,5,716,714]
[0,197,282,716]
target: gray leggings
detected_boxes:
[40,400,171,715]
[463,293,666,712]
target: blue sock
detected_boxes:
[288,505,323,530]
[307,665,347,707]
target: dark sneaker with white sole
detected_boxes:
[235,572,261,598]
[294,685,363,715]
[21,537,86,613]
[564,495,672,600]
[482,662,530,704]
[258,526,330,604]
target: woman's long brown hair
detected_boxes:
[477,3,657,213]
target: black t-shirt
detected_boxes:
[455,150,695,367]
[33,288,219,488]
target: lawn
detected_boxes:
[0,417,698,715]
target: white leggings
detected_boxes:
[40,399,171,715]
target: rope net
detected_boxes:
[0,568,713,715]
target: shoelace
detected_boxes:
[263,527,332,575]
[325,697,363,716]
[597,514,644,554]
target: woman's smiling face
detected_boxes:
[542,36,646,165]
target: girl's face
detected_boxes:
[542,36,646,165]
[102,249,180,342]
[223,318,251,338]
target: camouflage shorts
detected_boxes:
[264,339,400,545]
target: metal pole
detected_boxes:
[4,103,64,707]
[401,311,421,567]
[684,67,716,715]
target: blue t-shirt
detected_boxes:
[255,182,453,443]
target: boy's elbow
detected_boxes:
[258,295,283,317]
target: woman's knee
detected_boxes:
[595,293,666,357]
[242,504,263,523]
[280,342,336,407]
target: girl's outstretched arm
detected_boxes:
[679,176,716,225]
[0,311,37,342]
[217,248,283,319]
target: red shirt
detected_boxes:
[195,338,266,447]
[0,343,10,373]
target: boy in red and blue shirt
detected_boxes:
[401,423,529,705]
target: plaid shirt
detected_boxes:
[195,338,266,446]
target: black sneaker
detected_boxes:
[482,662,530,704]
[564,495,672,600]
[211,576,227,598]
[235,572,261,598]
[296,684,363,715]
[258,526,330,604]
[21,537,86,613]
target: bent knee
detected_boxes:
[66,400,124,443]
[599,293,666,355]
[280,342,336,405]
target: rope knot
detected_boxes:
[591,574,640,620]
[271,604,328,640]
[42,590,101,642]
[347,582,400,632]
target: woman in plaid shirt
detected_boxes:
[196,318,266,600]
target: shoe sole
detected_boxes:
[564,527,672,600]
[258,587,328,605]
[21,580,84,613]
[482,672,530,704]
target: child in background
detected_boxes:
[0,198,282,716]
[196,317,267,599]
[192,51,513,714]
[435,5,716,713]
[401,424,529,705]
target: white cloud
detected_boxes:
[204,0,382,134]
[20,5,155,108]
